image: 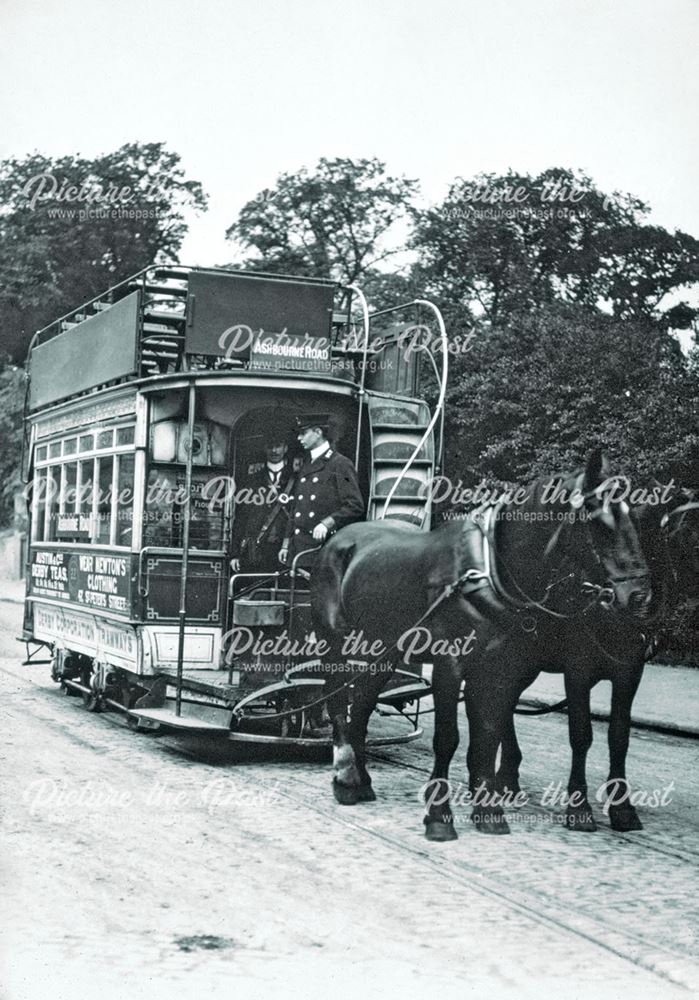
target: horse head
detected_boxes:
[540,449,653,619]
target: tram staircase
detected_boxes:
[365,393,435,529]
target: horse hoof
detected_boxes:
[565,807,597,832]
[471,808,510,835]
[355,783,376,802]
[333,778,375,805]
[609,806,643,832]
[424,818,458,842]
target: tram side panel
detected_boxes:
[24,395,227,680]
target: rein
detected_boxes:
[241,485,661,724]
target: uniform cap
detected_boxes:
[295,413,330,432]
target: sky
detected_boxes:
[1,0,698,267]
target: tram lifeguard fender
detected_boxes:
[151,419,227,465]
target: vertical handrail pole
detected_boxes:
[175,382,196,716]
[346,284,370,469]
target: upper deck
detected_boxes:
[27,265,426,414]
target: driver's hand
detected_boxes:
[312,523,329,542]
[230,558,240,572]
[279,546,289,565]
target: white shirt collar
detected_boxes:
[309,442,330,463]
[266,460,285,473]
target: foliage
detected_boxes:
[441,304,698,488]
[226,157,418,285]
[414,168,699,330]
[0,143,207,361]
[0,365,26,530]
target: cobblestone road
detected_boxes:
[1,596,697,1000]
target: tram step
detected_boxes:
[143,309,186,325]
[151,266,189,281]
[372,457,433,465]
[130,282,188,297]
[369,422,430,432]
[128,703,233,733]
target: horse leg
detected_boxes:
[423,657,461,842]
[495,712,523,797]
[464,674,511,835]
[564,671,597,832]
[606,668,644,832]
[330,658,387,806]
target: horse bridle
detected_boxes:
[482,485,650,620]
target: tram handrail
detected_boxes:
[345,284,370,469]
[372,299,449,520]
[288,545,321,641]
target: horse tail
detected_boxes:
[311,535,357,635]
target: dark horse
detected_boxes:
[497,486,699,832]
[312,451,653,839]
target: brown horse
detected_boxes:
[312,451,653,839]
[499,488,699,832]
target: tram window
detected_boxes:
[144,467,181,547]
[30,426,136,548]
[62,462,78,513]
[116,454,135,546]
[96,455,114,544]
[116,426,135,446]
[45,468,60,540]
[143,465,225,551]
[33,468,47,541]
[78,459,94,531]
[189,469,224,550]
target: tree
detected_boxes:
[0,364,25,530]
[0,143,208,361]
[225,157,418,285]
[440,304,698,489]
[414,168,699,330]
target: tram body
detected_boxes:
[21,266,446,742]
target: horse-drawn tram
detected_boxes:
[20,265,448,746]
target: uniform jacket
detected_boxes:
[284,447,364,555]
[232,462,292,561]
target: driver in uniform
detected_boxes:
[279,414,364,573]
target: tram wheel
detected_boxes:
[82,691,102,712]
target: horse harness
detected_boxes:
[441,488,650,635]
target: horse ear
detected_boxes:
[582,448,610,493]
